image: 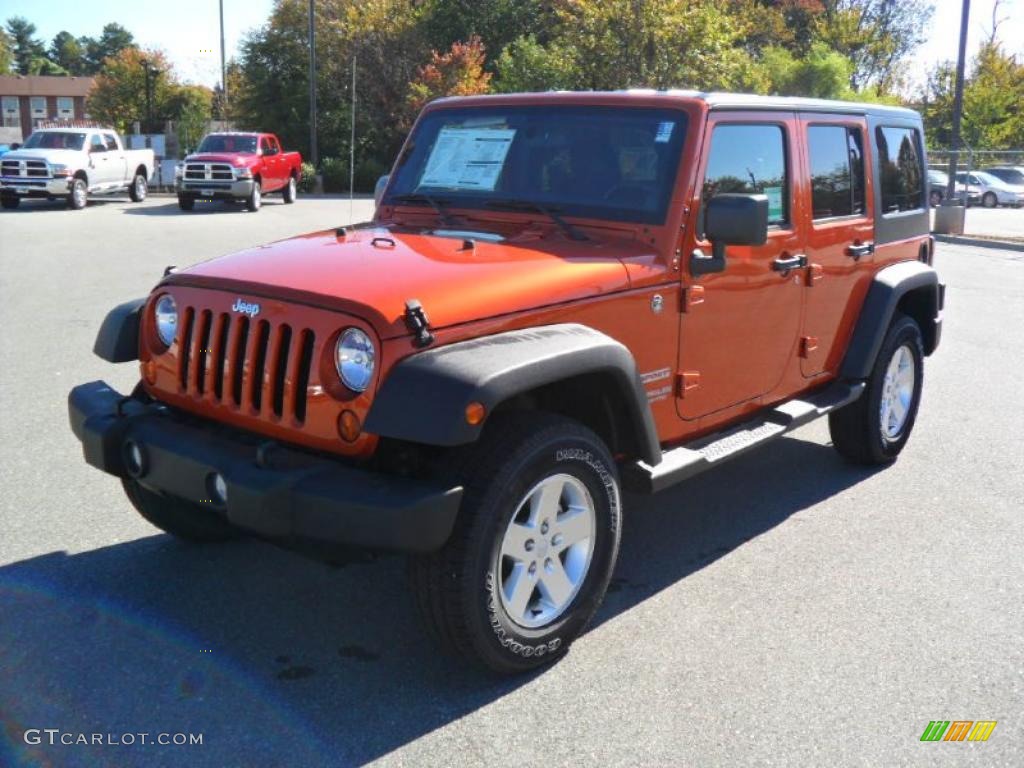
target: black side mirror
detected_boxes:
[691,193,769,276]
[10,143,20,150]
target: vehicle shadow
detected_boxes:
[0,435,880,766]
[121,199,289,216]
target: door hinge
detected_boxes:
[807,263,824,285]
[682,285,705,312]
[677,371,701,396]
[800,336,819,358]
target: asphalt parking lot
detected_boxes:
[1,196,1022,767]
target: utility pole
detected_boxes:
[945,0,971,202]
[219,0,228,121]
[350,54,356,221]
[308,0,321,192]
[140,58,155,133]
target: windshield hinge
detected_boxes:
[404,299,434,348]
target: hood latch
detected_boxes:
[404,299,434,348]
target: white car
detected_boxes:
[955,170,1024,208]
[0,127,154,210]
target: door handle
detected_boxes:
[846,242,874,259]
[772,253,806,273]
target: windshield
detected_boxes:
[385,105,689,225]
[23,131,86,150]
[197,134,258,154]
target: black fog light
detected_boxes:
[206,472,228,507]
[122,440,146,477]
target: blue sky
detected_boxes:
[3,0,1022,91]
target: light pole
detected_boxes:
[140,57,156,134]
[219,0,228,120]
[935,0,971,235]
[308,0,321,192]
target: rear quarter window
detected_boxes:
[876,126,924,214]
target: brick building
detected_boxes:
[0,75,96,142]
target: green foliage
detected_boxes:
[493,35,576,93]
[49,31,88,75]
[922,42,1024,151]
[319,156,348,193]
[758,43,856,99]
[166,85,214,152]
[297,161,317,192]
[0,27,12,73]
[5,17,46,75]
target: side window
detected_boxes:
[103,133,118,151]
[876,126,924,214]
[808,125,866,219]
[90,134,105,152]
[703,123,788,227]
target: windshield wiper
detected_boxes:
[484,199,588,241]
[389,193,456,225]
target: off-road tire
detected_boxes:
[246,180,261,212]
[982,191,998,208]
[122,478,237,542]
[177,194,195,211]
[829,314,924,465]
[67,178,87,210]
[0,194,19,209]
[409,412,622,674]
[283,175,297,203]
[129,172,148,202]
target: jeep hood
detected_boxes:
[166,226,643,339]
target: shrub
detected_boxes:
[320,157,348,193]
[297,161,316,192]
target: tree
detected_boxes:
[87,47,176,133]
[166,84,214,152]
[494,34,576,93]
[0,27,13,74]
[50,31,89,75]
[758,42,856,99]
[5,16,47,75]
[406,36,492,118]
[84,23,135,72]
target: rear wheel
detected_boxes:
[283,175,297,203]
[129,172,148,202]
[829,314,924,465]
[0,193,19,209]
[67,178,87,209]
[122,478,237,542]
[409,412,622,674]
[982,191,998,208]
[246,180,261,212]
[177,194,195,211]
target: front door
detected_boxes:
[677,114,805,420]
[798,116,875,377]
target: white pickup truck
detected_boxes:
[0,127,154,210]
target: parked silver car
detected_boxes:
[986,166,1024,186]
[955,170,1024,208]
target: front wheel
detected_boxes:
[122,478,237,541]
[409,413,622,674]
[246,180,261,212]
[177,194,195,211]
[982,191,998,208]
[283,175,296,203]
[829,314,924,465]
[67,178,87,209]
[129,172,147,202]
[0,194,19,209]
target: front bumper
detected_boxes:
[0,176,71,197]
[68,381,463,553]
[176,178,254,200]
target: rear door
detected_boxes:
[102,132,127,185]
[677,113,805,420]
[797,115,875,377]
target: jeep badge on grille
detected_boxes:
[232,299,261,317]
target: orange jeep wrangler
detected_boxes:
[70,92,943,673]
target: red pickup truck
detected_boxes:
[175,132,302,212]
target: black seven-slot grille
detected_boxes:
[177,307,316,423]
[1,159,48,177]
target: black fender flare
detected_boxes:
[364,323,662,466]
[841,260,943,380]
[93,298,146,363]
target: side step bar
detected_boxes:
[622,381,865,494]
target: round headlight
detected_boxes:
[154,294,178,347]
[335,328,376,392]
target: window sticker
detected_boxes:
[654,121,674,143]
[763,186,784,221]
[419,127,517,191]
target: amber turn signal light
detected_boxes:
[465,401,486,426]
[337,410,361,442]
